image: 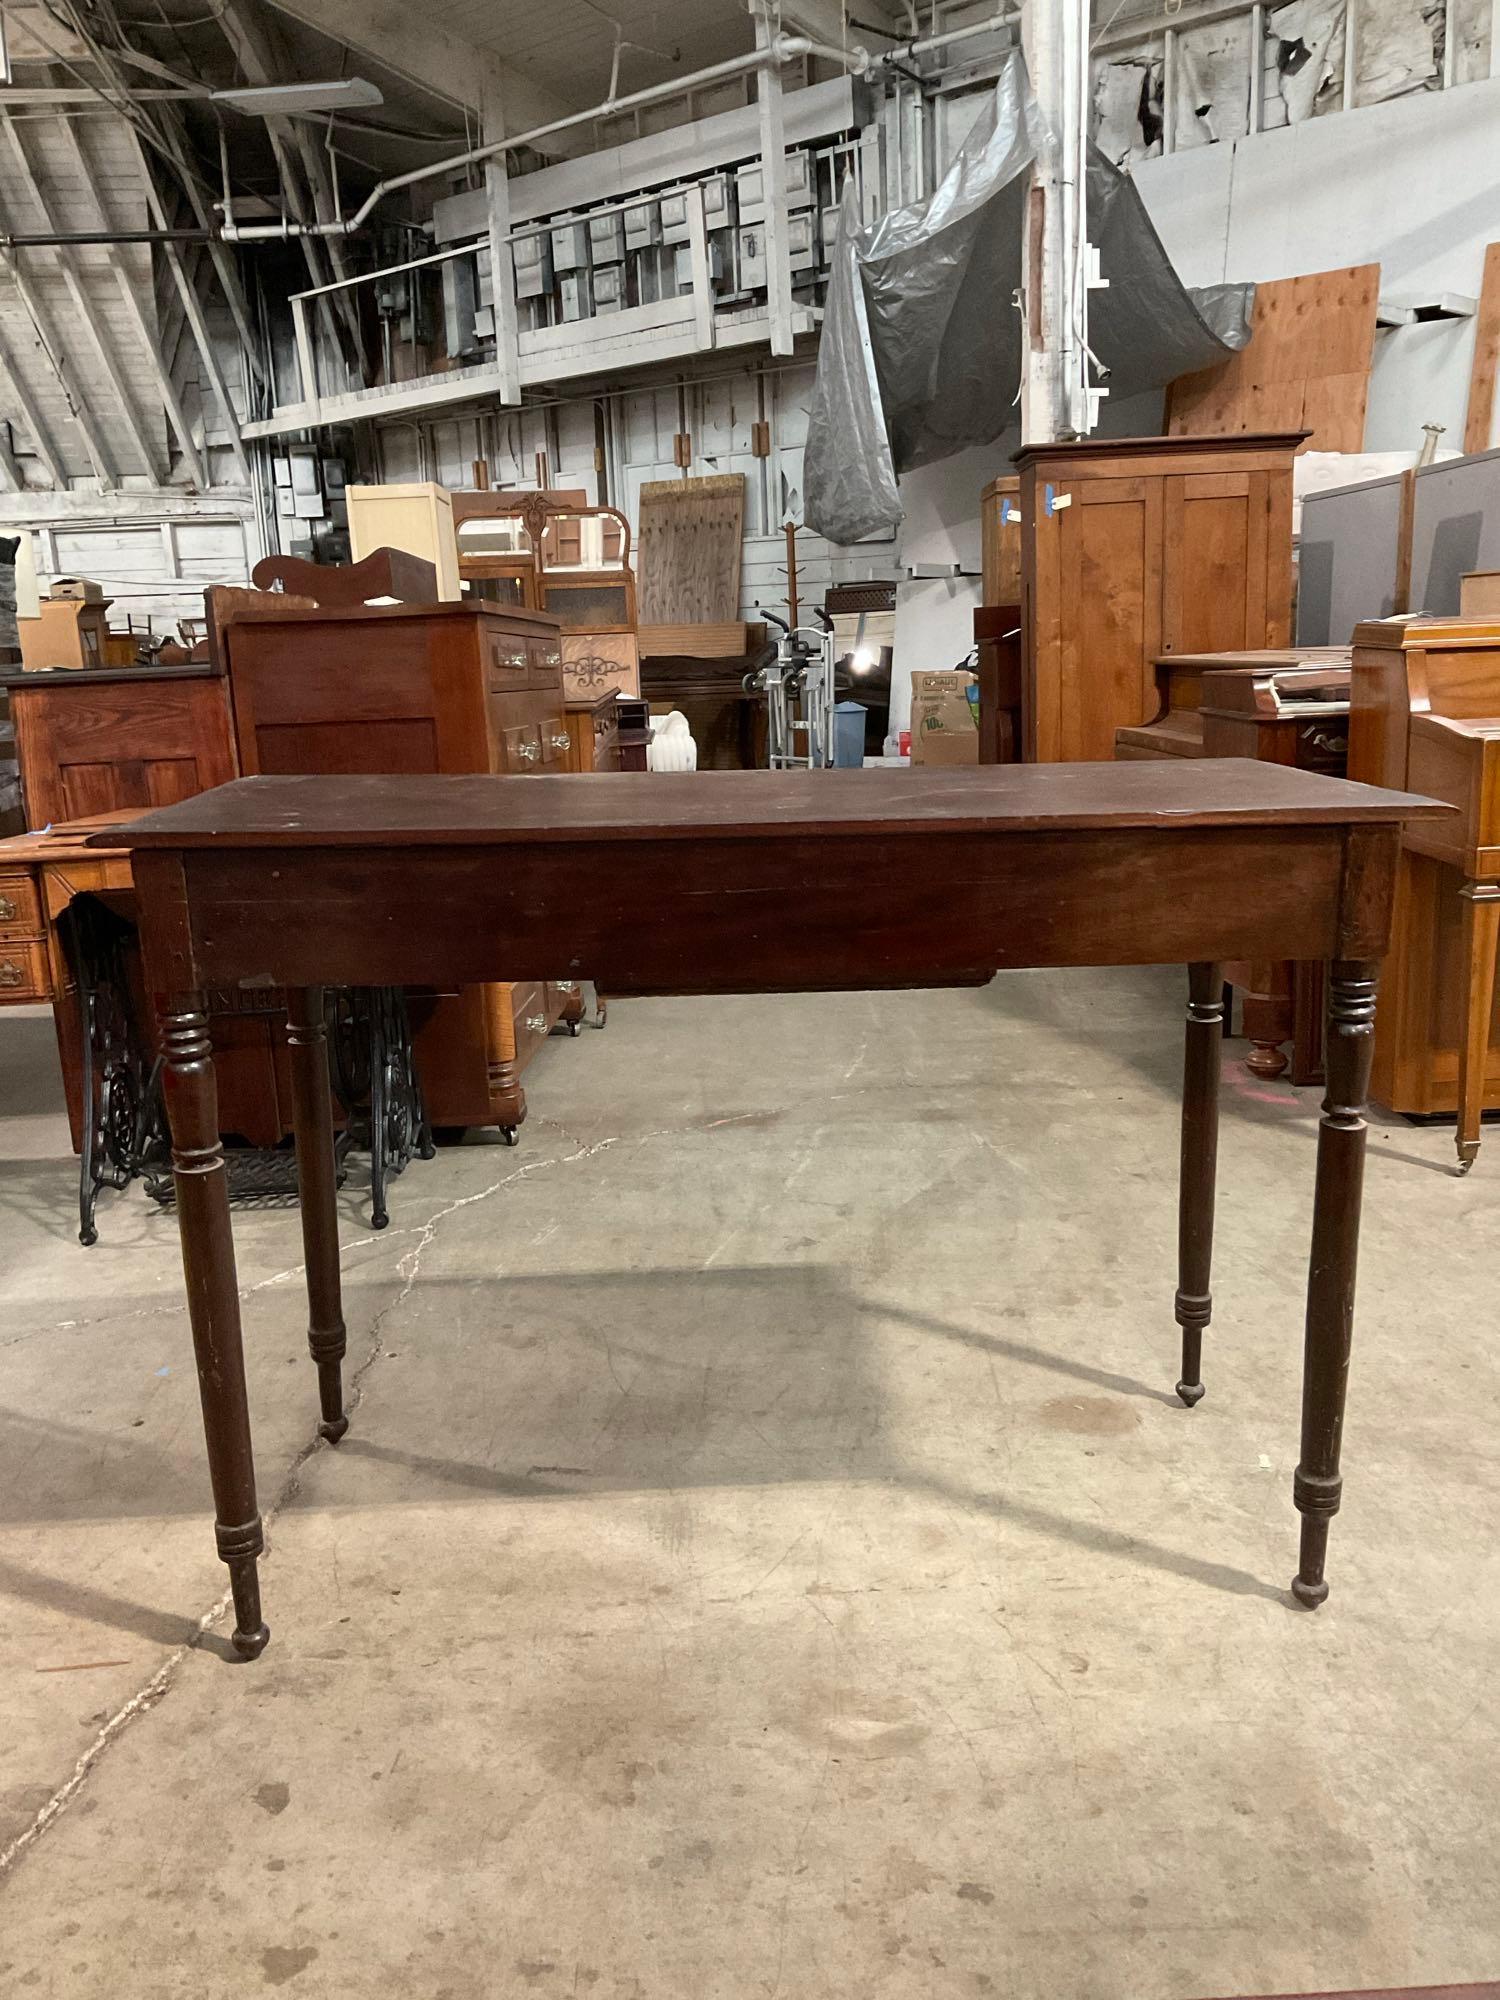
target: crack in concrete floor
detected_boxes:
[0,1126,629,1887]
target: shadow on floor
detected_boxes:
[1,1263,1298,1640]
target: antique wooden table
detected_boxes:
[97,763,1445,1659]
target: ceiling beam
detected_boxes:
[0,337,66,487]
[262,0,573,132]
[54,112,209,490]
[0,111,165,483]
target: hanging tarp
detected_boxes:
[804,50,1254,545]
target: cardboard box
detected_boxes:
[49,576,105,602]
[909,669,979,765]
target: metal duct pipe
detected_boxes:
[0,227,217,246]
[220,34,824,242]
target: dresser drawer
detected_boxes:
[0,871,42,938]
[485,632,531,692]
[528,636,564,690]
[510,981,552,1065]
[538,716,571,766]
[591,724,620,772]
[499,721,544,772]
[0,937,51,1001]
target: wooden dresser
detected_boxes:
[220,599,584,1133]
[563,693,621,774]
[1016,433,1301,762]
[1347,615,1500,1164]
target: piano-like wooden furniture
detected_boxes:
[1116,647,1349,763]
[1200,662,1352,1085]
[1348,615,1500,1168]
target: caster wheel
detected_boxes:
[566,1019,582,1038]
[593,1000,609,1030]
[499,1125,520,1147]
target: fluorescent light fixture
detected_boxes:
[211,77,384,116]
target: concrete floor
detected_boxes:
[0,972,1496,1998]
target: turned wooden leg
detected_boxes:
[161,996,268,1660]
[1240,960,1293,1081]
[1455,884,1499,1174]
[1292,961,1378,1609]
[286,986,349,1443]
[1176,962,1223,1407]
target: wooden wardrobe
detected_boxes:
[1016,433,1301,762]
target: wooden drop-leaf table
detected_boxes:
[95,762,1445,1658]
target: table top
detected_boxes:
[91,763,1446,853]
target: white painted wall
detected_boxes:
[1130,75,1500,451]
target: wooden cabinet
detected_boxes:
[1016,434,1299,762]
[563,694,621,773]
[222,600,578,1134]
[979,476,1022,608]
[8,662,237,827]
[1347,615,1500,1158]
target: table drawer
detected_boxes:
[0,870,42,937]
[0,937,51,1001]
[499,721,544,772]
[528,636,563,690]
[485,632,531,692]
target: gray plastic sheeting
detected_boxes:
[804,52,1253,546]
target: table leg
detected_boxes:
[1292,960,1378,1609]
[286,985,349,1443]
[161,996,268,1660]
[1455,883,1499,1174]
[1175,962,1222,1408]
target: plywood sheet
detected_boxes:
[1166,265,1380,454]
[636,474,745,624]
[1464,241,1500,454]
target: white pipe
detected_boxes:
[222,37,819,241]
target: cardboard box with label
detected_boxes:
[909,669,979,765]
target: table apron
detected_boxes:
[166,823,1367,994]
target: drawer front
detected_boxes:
[528,636,564,689]
[500,721,544,772]
[510,981,552,1066]
[0,870,42,938]
[0,937,51,1001]
[539,715,572,766]
[485,632,531,692]
[591,723,620,772]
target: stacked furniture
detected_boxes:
[452,489,641,703]
[219,581,589,1137]
[1109,644,1354,1083]
[1016,433,1302,762]
[1347,614,1500,1168]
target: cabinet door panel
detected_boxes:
[1053,478,1163,761]
[1162,472,1274,658]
